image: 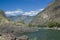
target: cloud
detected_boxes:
[22,11,39,16]
[5,8,44,16]
[5,9,24,16]
[22,8,44,16]
[40,8,44,11]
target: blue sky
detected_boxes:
[0,0,52,16]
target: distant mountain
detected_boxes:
[7,15,34,24]
[30,0,60,27]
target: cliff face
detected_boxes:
[30,0,60,26]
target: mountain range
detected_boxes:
[7,15,34,24]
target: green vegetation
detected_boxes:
[28,24,35,27]
[47,22,60,27]
[0,17,2,22]
[28,24,45,27]
[37,24,46,27]
[16,21,25,24]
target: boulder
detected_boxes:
[17,35,29,40]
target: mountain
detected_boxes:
[7,15,34,24]
[30,0,60,27]
[0,10,6,17]
[0,10,26,33]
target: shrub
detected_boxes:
[28,24,35,27]
[56,23,60,27]
[47,22,60,27]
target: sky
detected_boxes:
[0,0,53,16]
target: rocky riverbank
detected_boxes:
[0,33,29,40]
[0,27,60,40]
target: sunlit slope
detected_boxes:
[30,0,60,26]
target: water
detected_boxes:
[17,29,60,40]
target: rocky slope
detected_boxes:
[30,0,60,27]
[0,10,26,33]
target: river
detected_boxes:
[17,29,60,40]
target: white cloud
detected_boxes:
[40,8,44,11]
[22,8,44,16]
[5,8,44,16]
[23,11,38,16]
[5,9,24,16]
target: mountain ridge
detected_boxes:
[30,0,60,27]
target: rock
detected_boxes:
[17,35,29,40]
[0,33,16,40]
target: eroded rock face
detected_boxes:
[30,0,60,26]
